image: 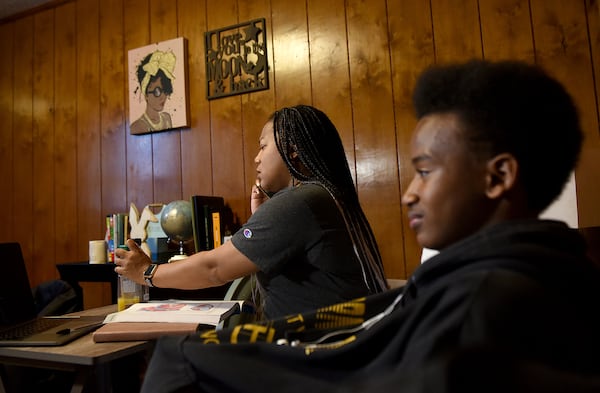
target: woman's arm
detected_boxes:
[114,238,259,289]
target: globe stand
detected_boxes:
[168,239,188,263]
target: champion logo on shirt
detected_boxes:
[243,228,253,238]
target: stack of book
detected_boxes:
[92,300,246,342]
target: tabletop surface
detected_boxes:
[0,305,152,367]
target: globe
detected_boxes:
[160,200,193,261]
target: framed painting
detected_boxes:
[128,37,189,135]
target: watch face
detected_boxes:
[145,264,158,277]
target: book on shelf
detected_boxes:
[113,213,128,248]
[212,211,221,248]
[104,213,129,262]
[105,215,114,262]
[190,195,225,252]
[92,300,245,343]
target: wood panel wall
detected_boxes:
[0,0,599,308]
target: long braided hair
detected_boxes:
[271,105,388,293]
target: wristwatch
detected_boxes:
[144,264,159,287]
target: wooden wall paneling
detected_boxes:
[124,0,154,209]
[479,0,535,62]
[307,0,356,182]
[149,0,183,205]
[94,0,126,306]
[430,0,483,62]
[346,0,404,279]
[100,0,127,220]
[54,3,79,267]
[530,0,600,227]
[12,17,35,279]
[76,0,102,260]
[32,9,56,284]
[239,0,277,223]
[270,0,312,106]
[387,0,435,277]
[179,0,214,199]
[0,23,14,242]
[587,0,600,228]
[206,0,246,222]
[76,0,104,309]
[588,0,600,129]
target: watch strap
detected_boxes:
[145,277,155,287]
[144,263,159,287]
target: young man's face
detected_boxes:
[402,112,494,251]
[254,120,292,193]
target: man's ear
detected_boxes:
[485,153,518,199]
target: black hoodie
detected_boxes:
[141,219,600,393]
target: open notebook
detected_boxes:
[0,243,103,346]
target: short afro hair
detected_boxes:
[412,59,583,213]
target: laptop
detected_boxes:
[0,243,103,346]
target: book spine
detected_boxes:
[212,211,221,248]
[203,205,212,250]
[124,214,129,242]
[106,215,114,262]
[113,213,128,248]
[190,196,201,253]
[113,213,119,249]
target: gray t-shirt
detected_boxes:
[231,183,370,318]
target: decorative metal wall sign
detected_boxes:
[205,18,269,100]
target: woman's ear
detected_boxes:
[485,153,519,199]
[288,144,299,160]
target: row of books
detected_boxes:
[102,195,234,263]
[105,213,128,262]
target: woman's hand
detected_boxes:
[114,239,151,285]
[251,181,270,214]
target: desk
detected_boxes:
[57,262,119,309]
[0,305,153,393]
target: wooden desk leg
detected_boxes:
[70,370,86,393]
[70,364,110,393]
[93,364,111,393]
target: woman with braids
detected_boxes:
[115,105,388,319]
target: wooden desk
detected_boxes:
[0,305,153,393]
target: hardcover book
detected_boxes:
[102,300,242,324]
[190,195,225,252]
[92,300,244,342]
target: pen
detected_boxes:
[56,322,103,336]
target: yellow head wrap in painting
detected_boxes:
[140,50,176,95]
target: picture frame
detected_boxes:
[128,37,189,135]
